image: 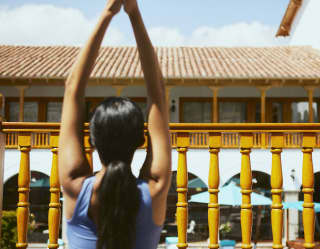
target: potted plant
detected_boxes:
[219,222,232,240]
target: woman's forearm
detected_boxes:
[59,4,120,192]
[128,5,171,184]
[128,9,166,107]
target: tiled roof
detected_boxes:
[276,0,303,37]
[0,45,320,84]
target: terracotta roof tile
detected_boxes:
[1,45,320,83]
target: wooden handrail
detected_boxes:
[3,122,320,149]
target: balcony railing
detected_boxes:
[4,123,320,149]
[0,122,319,249]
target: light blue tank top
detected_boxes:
[66,176,163,249]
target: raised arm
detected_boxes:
[59,0,121,217]
[123,0,171,225]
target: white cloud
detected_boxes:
[0,4,125,46]
[0,4,289,47]
[150,22,289,47]
[149,27,185,46]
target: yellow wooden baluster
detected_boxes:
[271,133,284,249]
[240,133,253,249]
[48,133,61,249]
[84,134,94,171]
[17,133,31,249]
[208,133,221,249]
[176,132,189,249]
[302,133,316,249]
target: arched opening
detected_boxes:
[222,171,272,241]
[3,171,51,242]
[164,171,208,242]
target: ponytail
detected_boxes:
[96,161,140,249]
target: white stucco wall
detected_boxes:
[4,148,320,192]
[289,0,320,49]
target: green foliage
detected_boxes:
[1,211,17,249]
[219,221,232,236]
[1,211,36,249]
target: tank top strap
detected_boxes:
[68,175,96,225]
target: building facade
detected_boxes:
[1,45,320,242]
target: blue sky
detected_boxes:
[0,0,291,46]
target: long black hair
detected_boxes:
[90,97,145,249]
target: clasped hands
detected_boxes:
[105,0,139,16]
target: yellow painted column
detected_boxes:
[176,133,189,249]
[271,133,284,249]
[48,133,61,249]
[240,133,253,249]
[302,133,316,249]
[84,134,94,171]
[208,133,221,249]
[16,133,31,249]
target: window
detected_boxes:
[46,102,62,122]
[8,101,38,122]
[8,102,19,122]
[219,102,247,123]
[182,101,212,123]
[271,102,283,123]
[291,101,318,123]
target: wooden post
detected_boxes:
[240,133,253,249]
[166,86,172,118]
[17,133,31,249]
[176,133,189,249]
[48,133,61,249]
[210,87,219,123]
[305,87,315,123]
[84,134,94,171]
[259,87,269,123]
[114,85,125,97]
[0,93,5,121]
[259,87,269,148]
[208,133,221,249]
[16,86,28,122]
[302,133,316,249]
[271,133,284,249]
[0,130,5,240]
